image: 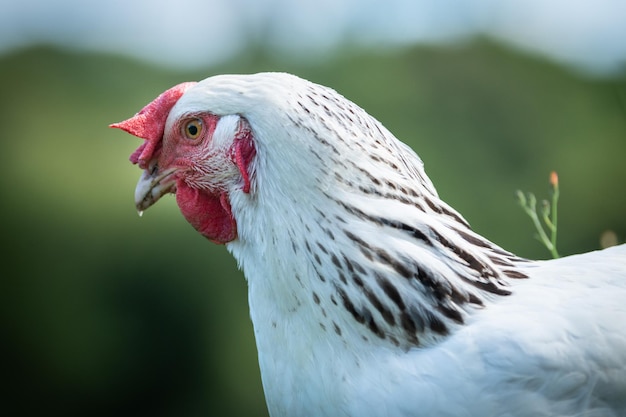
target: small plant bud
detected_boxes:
[550,171,559,187]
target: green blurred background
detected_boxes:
[2,33,625,417]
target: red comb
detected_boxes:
[110,81,197,167]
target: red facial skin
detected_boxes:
[110,83,255,244]
[166,112,254,244]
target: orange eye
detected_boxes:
[183,119,203,139]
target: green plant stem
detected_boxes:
[520,194,555,255]
[516,172,560,259]
[548,185,559,258]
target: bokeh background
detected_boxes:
[2,1,625,416]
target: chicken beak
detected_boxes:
[134,161,178,213]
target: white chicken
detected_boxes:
[112,72,626,417]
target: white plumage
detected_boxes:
[115,73,626,417]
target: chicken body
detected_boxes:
[112,73,626,417]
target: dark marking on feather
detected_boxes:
[503,269,528,279]
[459,276,511,296]
[375,273,406,311]
[361,246,374,261]
[352,261,366,275]
[344,226,412,278]
[389,336,400,347]
[380,219,434,246]
[455,228,494,248]
[333,322,342,336]
[425,311,449,335]
[454,228,517,261]
[316,241,329,255]
[358,185,376,195]
[423,197,443,214]
[351,272,364,288]
[431,229,500,281]
[436,304,464,324]
[308,147,324,163]
[375,248,412,279]
[440,205,470,228]
[312,292,320,305]
[336,285,385,340]
[344,230,362,245]
[414,268,449,301]
[468,292,484,306]
[400,311,417,334]
[336,286,364,324]
[335,198,435,248]
[312,265,326,283]
[364,308,385,339]
[406,187,419,198]
[315,134,340,155]
[399,312,420,345]
[488,256,514,267]
[363,287,395,326]
[338,271,348,285]
[334,214,347,224]
[341,254,358,276]
[347,160,386,187]
[297,101,311,115]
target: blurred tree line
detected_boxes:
[1,40,624,416]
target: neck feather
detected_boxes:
[228,171,527,352]
[225,77,528,350]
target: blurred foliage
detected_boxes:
[1,40,624,416]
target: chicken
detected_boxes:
[111,72,626,417]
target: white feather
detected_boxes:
[166,73,626,417]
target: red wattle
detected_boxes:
[175,182,237,244]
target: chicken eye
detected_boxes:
[183,119,203,139]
